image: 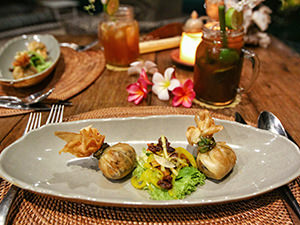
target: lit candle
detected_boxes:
[179,32,203,65]
[178,11,206,65]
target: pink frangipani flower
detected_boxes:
[138,69,152,86]
[172,79,195,108]
[126,80,148,105]
[152,67,180,101]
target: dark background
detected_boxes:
[0,0,299,52]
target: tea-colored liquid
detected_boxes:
[194,35,244,105]
[100,20,139,66]
[205,0,224,21]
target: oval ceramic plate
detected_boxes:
[0,115,299,207]
[0,34,60,88]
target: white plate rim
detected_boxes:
[0,115,299,207]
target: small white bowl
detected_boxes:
[0,34,60,88]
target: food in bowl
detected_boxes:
[11,41,52,80]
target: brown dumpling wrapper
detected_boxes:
[55,126,105,157]
[186,126,201,146]
[99,143,136,180]
[197,142,236,180]
[186,110,223,145]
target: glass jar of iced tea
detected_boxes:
[98,5,139,68]
[205,0,224,21]
[193,22,259,106]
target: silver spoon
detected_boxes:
[60,40,98,52]
[0,88,54,105]
[257,111,300,219]
[258,111,298,146]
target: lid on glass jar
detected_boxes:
[109,5,134,20]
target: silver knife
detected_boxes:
[0,101,50,111]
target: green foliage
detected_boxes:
[281,0,300,10]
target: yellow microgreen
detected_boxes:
[161,135,169,159]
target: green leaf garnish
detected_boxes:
[197,136,216,153]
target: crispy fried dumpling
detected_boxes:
[186,110,236,180]
[196,142,236,180]
[55,125,105,157]
[186,110,223,145]
[99,143,136,180]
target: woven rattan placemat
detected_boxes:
[1,106,299,224]
[0,47,105,117]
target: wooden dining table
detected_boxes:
[0,31,299,224]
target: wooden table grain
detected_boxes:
[0,34,299,224]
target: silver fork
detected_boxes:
[0,112,41,225]
[0,88,54,105]
[0,105,64,225]
[46,104,64,125]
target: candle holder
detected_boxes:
[171,11,208,67]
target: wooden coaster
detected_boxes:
[0,47,105,117]
[193,94,242,110]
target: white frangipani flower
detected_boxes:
[128,60,158,75]
[225,0,264,11]
[152,67,180,101]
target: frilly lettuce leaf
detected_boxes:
[133,165,205,200]
[171,167,206,199]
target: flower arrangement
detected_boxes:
[126,61,195,108]
[224,0,299,48]
[85,0,119,15]
[224,0,272,48]
[280,0,300,10]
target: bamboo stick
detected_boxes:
[139,36,181,54]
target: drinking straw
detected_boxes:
[218,5,228,47]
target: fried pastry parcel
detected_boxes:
[196,142,236,180]
[186,110,236,180]
[99,143,136,180]
[55,125,105,157]
[186,110,223,145]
